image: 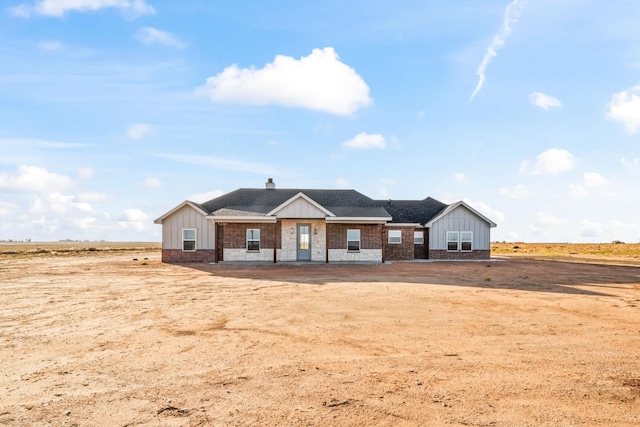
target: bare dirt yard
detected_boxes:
[1,248,639,426]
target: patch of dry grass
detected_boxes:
[492,242,640,266]
[0,242,161,259]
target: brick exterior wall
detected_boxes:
[428,250,490,260]
[384,227,415,261]
[223,223,277,249]
[327,223,382,249]
[162,249,216,263]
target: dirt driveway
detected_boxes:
[1,253,639,426]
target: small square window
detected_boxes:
[182,229,196,251]
[414,231,424,245]
[388,230,402,244]
[347,229,360,251]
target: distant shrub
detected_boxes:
[612,240,625,244]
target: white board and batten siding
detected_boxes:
[274,197,328,218]
[429,205,491,250]
[161,205,214,250]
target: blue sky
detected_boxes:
[1,0,639,242]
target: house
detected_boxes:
[154,178,497,263]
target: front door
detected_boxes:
[296,223,311,261]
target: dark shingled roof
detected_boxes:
[372,197,448,225]
[199,188,392,218]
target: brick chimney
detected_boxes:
[265,178,276,189]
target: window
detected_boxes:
[446,231,459,252]
[246,229,260,251]
[388,230,402,244]
[347,229,360,251]
[182,229,196,251]
[460,231,473,251]
[414,231,424,245]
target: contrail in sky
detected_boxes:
[469,0,526,101]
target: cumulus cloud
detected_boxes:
[569,184,588,198]
[77,167,95,179]
[0,201,19,216]
[580,220,602,238]
[141,177,162,189]
[188,190,224,203]
[342,133,386,150]
[31,192,94,215]
[453,173,467,184]
[117,208,150,231]
[77,191,109,202]
[583,172,608,187]
[335,178,350,188]
[469,0,525,101]
[463,199,505,224]
[529,92,562,110]
[519,148,575,176]
[499,184,529,199]
[135,27,183,48]
[607,85,640,133]
[10,0,155,18]
[196,47,372,115]
[621,157,640,169]
[0,165,73,193]
[535,212,567,227]
[126,123,152,140]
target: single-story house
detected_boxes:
[154,178,497,263]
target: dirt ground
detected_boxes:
[1,252,639,426]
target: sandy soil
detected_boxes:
[1,253,639,426]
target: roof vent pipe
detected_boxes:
[265,178,276,190]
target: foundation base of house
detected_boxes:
[428,250,490,260]
[162,249,216,263]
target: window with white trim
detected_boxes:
[182,229,196,251]
[460,231,473,251]
[446,231,459,251]
[246,229,260,251]
[347,229,360,251]
[414,231,424,245]
[388,230,402,244]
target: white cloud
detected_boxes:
[463,199,505,224]
[621,157,640,169]
[31,192,95,215]
[158,153,279,176]
[378,187,389,197]
[529,92,562,110]
[0,165,73,193]
[0,201,19,216]
[499,184,529,199]
[584,172,608,187]
[519,148,575,176]
[607,85,640,133]
[117,208,150,231]
[342,132,386,150]
[535,212,567,227]
[38,40,64,52]
[10,0,155,18]
[141,177,162,189]
[196,47,372,115]
[335,178,350,188]
[188,190,224,203]
[77,191,109,202]
[77,167,95,179]
[135,27,184,48]
[569,184,588,198]
[126,123,151,140]
[580,220,602,238]
[469,0,525,101]
[453,173,467,184]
